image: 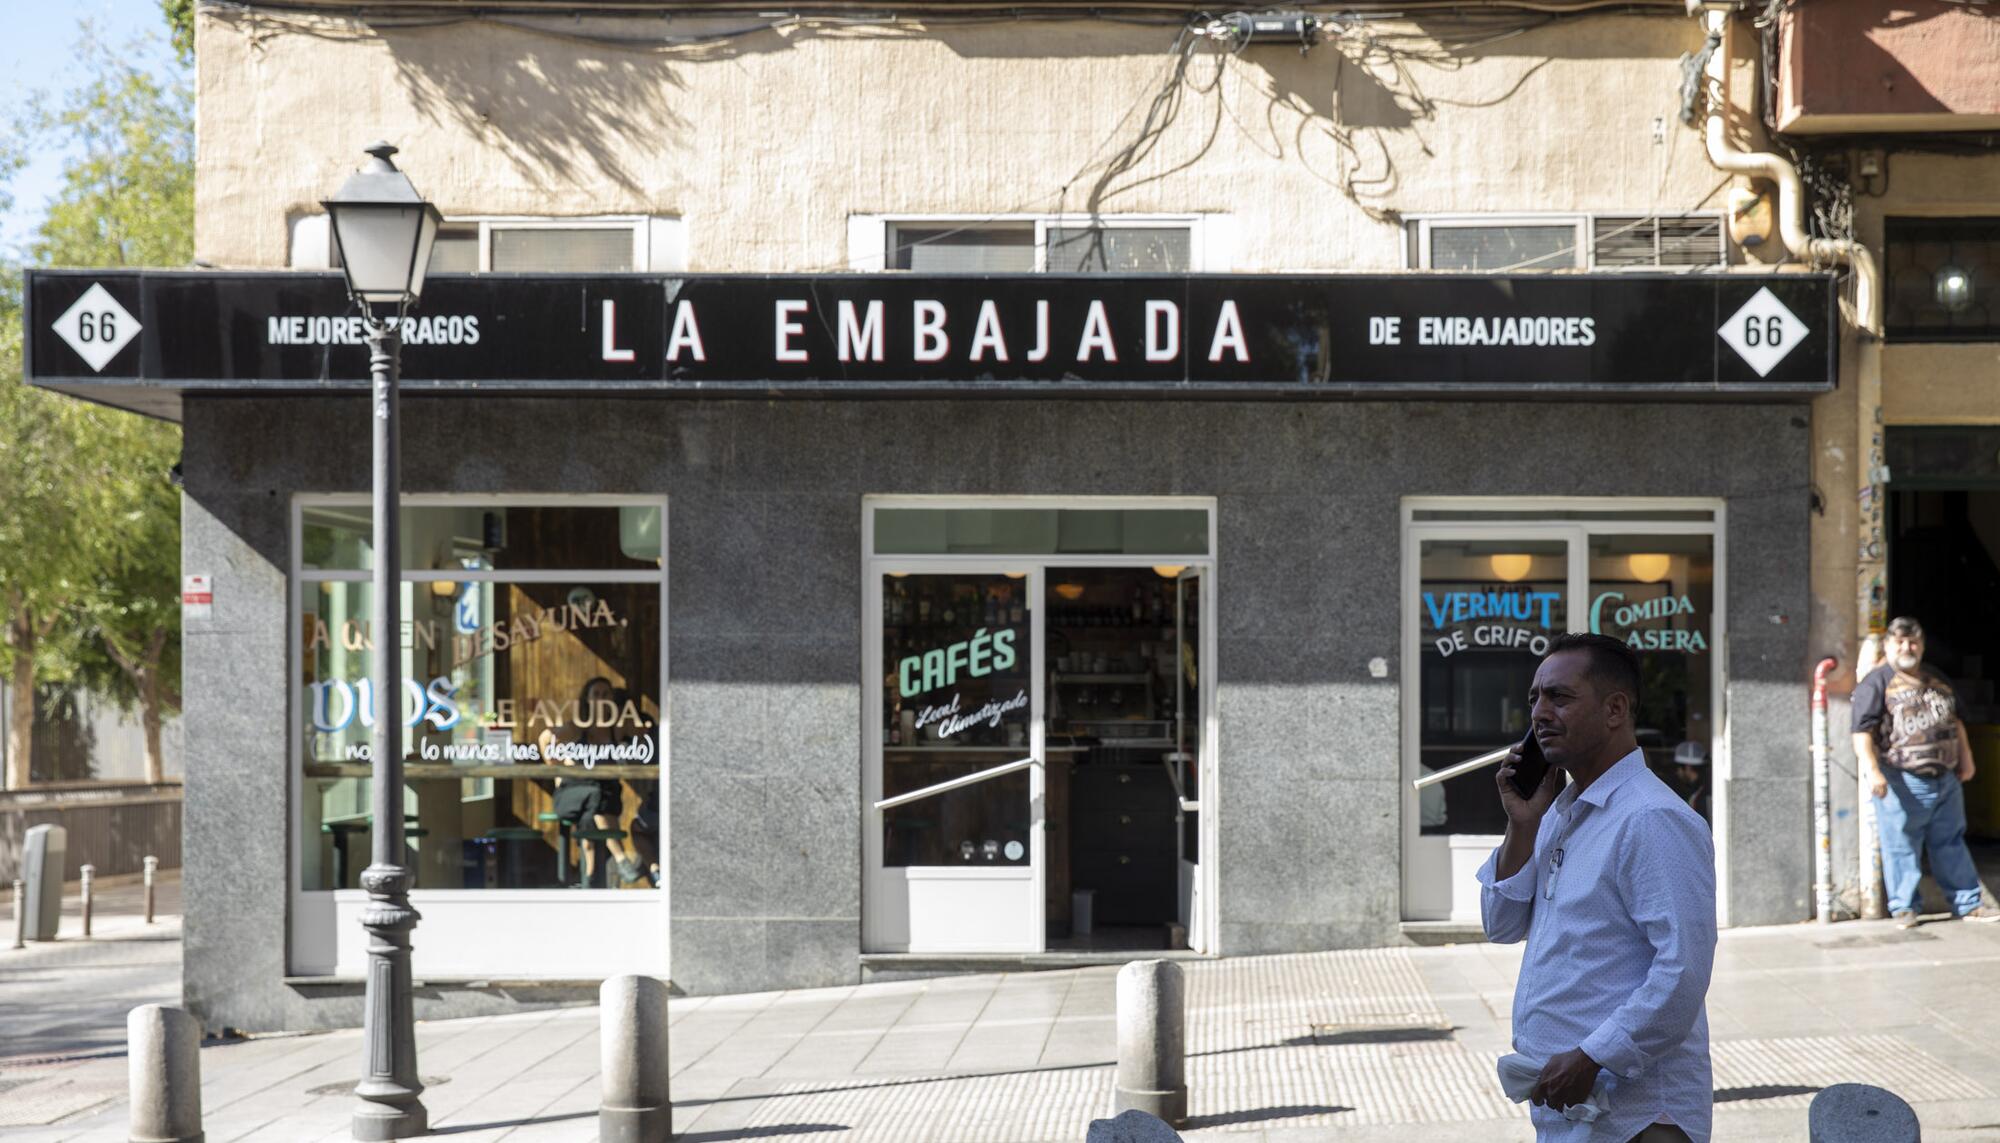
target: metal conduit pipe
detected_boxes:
[1700,5,1881,336]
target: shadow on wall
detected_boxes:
[384,24,691,196]
[211,7,709,197]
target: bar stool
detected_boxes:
[321,817,426,888]
[321,820,368,888]
[537,811,570,884]
[573,826,630,888]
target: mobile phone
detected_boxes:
[1509,729,1560,799]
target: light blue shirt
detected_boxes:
[1478,748,1717,1142]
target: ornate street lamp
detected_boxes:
[323,140,440,1142]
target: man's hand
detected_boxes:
[1496,744,1562,830]
[1529,1047,1602,1112]
[1856,732,1889,799]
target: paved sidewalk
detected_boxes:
[0,871,183,1064]
[9,907,2000,1141]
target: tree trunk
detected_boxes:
[105,628,172,786]
[5,621,34,790]
[140,668,164,785]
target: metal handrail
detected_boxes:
[1410,745,1513,791]
[874,756,1035,811]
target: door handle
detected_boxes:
[1409,745,1512,791]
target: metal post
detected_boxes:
[599,975,672,1143]
[1809,1083,1919,1143]
[1811,657,1838,924]
[10,879,22,950]
[144,855,158,924]
[129,1004,204,1143]
[1114,959,1187,1127]
[1855,635,1887,921]
[80,864,94,938]
[352,323,427,1142]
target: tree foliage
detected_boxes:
[161,0,195,67]
[1,24,191,785]
[29,35,194,270]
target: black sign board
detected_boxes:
[25,269,1837,417]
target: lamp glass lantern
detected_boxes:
[1933,264,1974,315]
[322,142,442,316]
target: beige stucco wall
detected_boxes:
[1858,152,2000,427]
[194,4,2000,672]
[1803,149,2000,696]
[195,6,1727,272]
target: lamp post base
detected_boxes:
[352,1102,428,1141]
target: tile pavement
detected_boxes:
[10,900,2000,1140]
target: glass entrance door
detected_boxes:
[865,567,1042,952]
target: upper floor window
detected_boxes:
[859,215,1213,273]
[292,215,684,273]
[1886,217,2000,341]
[1407,213,1726,271]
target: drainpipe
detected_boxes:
[1700,4,1887,919]
[1700,6,1880,334]
[1811,657,1838,923]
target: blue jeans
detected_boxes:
[1873,768,1985,916]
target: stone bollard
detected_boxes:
[1087,1108,1186,1142]
[144,856,158,924]
[129,1004,203,1143]
[81,865,95,937]
[11,880,23,950]
[1808,1083,1919,1143]
[599,975,671,1143]
[1114,959,1187,1127]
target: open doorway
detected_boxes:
[860,498,1216,958]
[1043,567,1202,952]
[1888,488,2000,842]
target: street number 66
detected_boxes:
[1741,314,1784,347]
[75,310,118,342]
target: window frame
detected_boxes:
[289,492,671,905]
[1884,214,2000,342]
[851,213,1221,273]
[1406,212,1728,272]
[291,214,685,273]
[1398,495,1731,926]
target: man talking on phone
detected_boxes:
[1478,633,1716,1142]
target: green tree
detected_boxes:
[0,277,131,788]
[30,35,194,271]
[1,27,191,787]
[161,0,194,67]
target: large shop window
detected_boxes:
[296,501,666,893]
[1415,525,1716,834]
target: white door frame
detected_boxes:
[861,496,1219,954]
[287,493,672,980]
[1398,498,1729,926]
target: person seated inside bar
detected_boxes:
[540,676,645,887]
[617,686,662,888]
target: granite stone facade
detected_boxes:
[180,395,1811,1032]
